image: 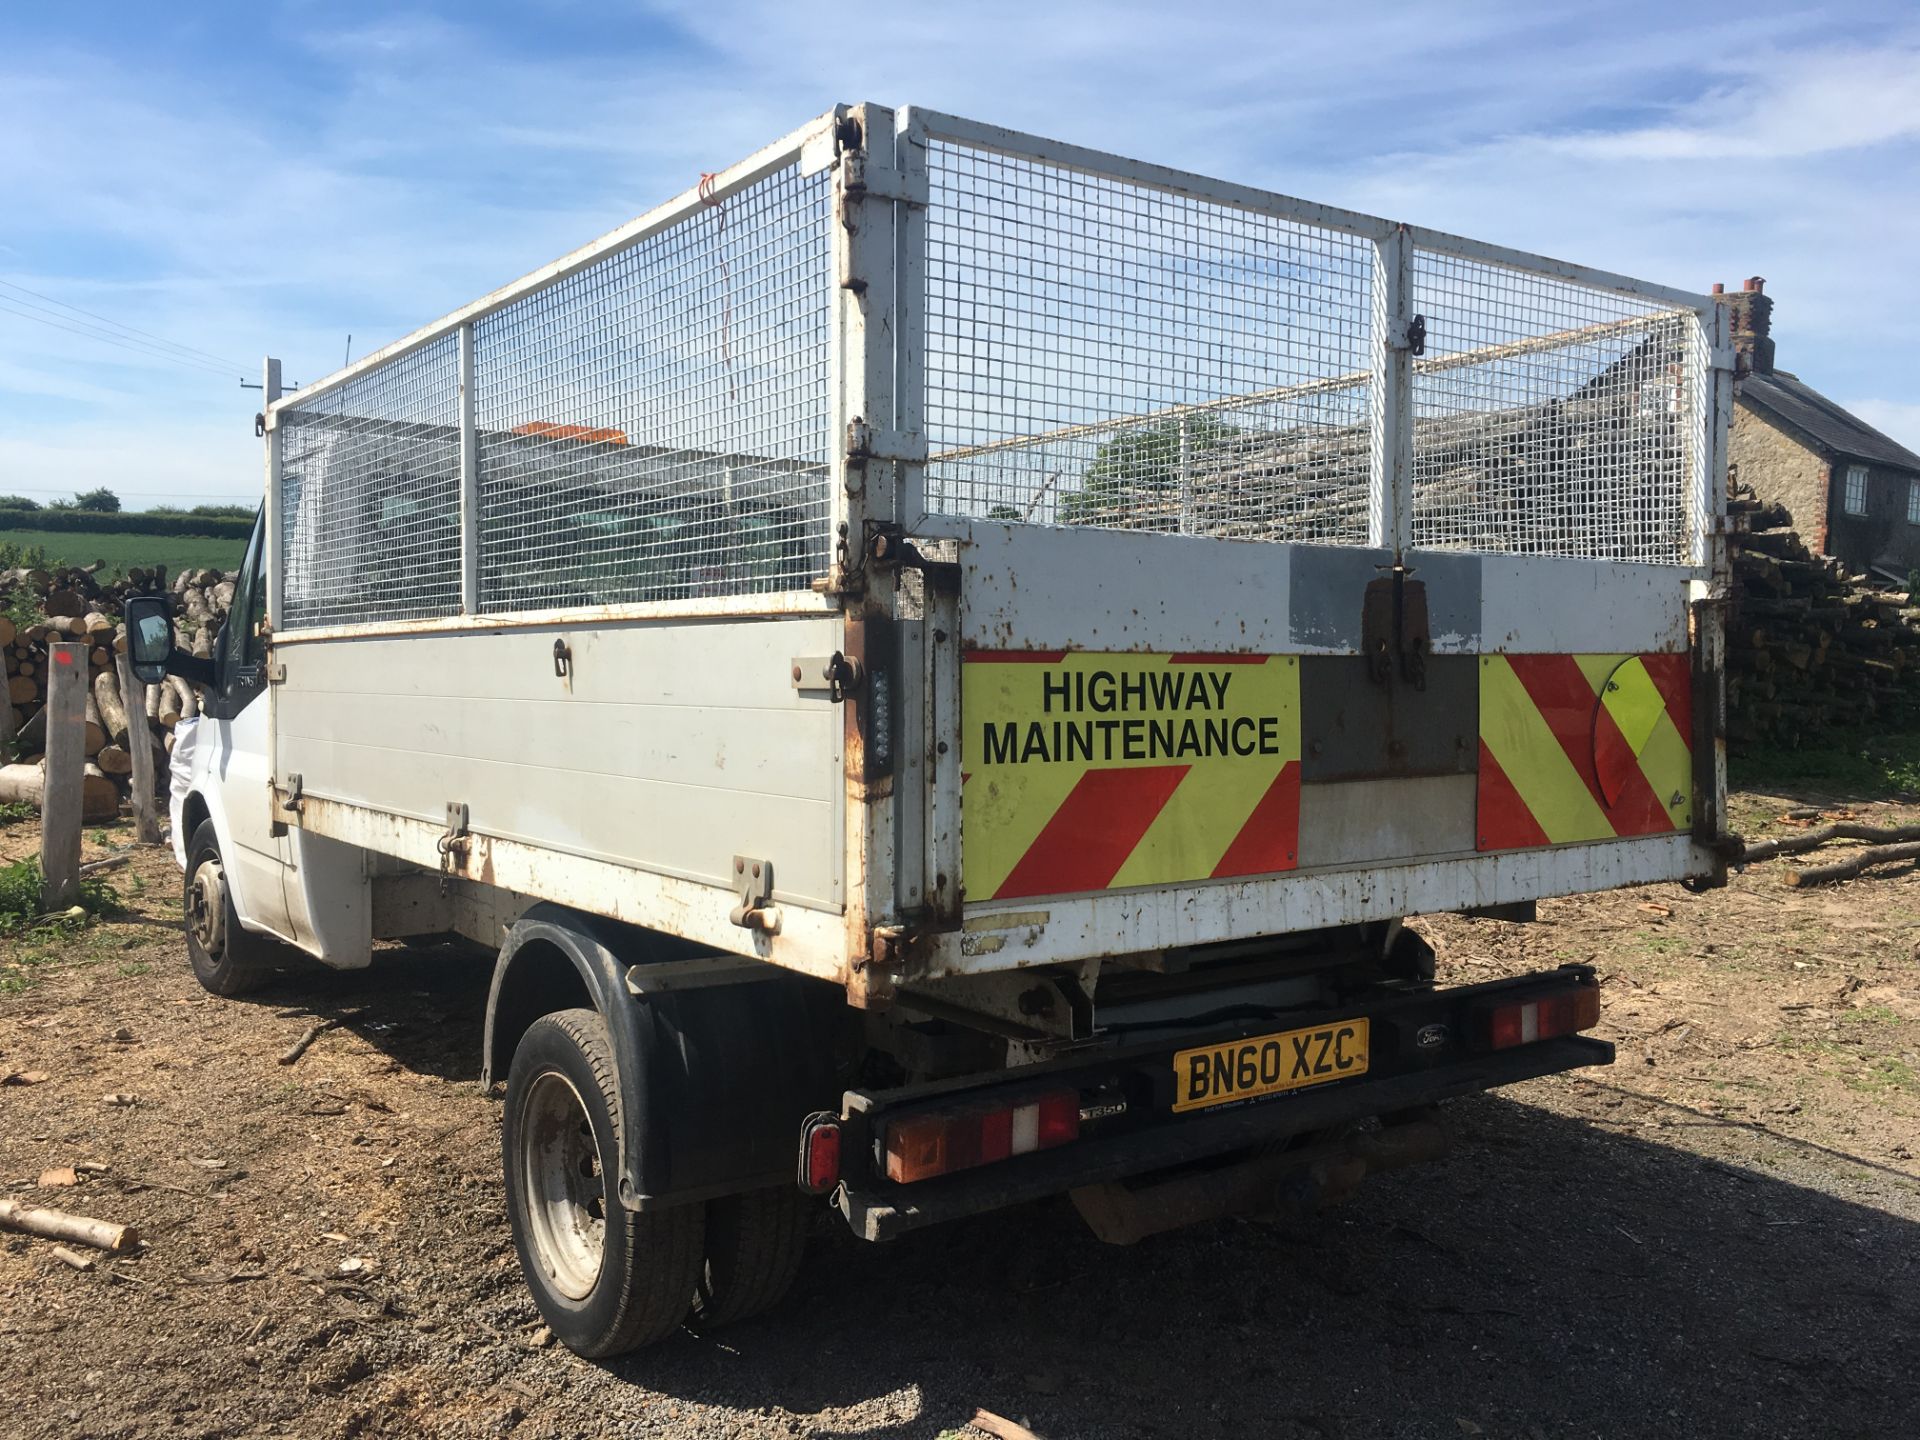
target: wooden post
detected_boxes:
[41,642,87,909]
[116,647,161,844]
[0,679,14,765]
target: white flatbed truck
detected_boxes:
[127,102,1735,1356]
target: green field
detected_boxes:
[0,528,247,577]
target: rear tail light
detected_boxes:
[798,1114,842,1194]
[883,1089,1080,1184]
[1484,986,1601,1050]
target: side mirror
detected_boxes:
[124,596,176,685]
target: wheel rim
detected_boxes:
[519,1070,607,1301]
[187,859,227,955]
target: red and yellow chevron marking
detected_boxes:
[1478,653,1693,851]
[962,652,1301,902]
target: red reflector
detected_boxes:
[884,1088,1081,1184]
[1486,986,1601,1050]
[803,1122,841,1192]
[1036,1091,1079,1148]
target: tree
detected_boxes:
[0,495,40,511]
[1058,415,1239,527]
[72,487,121,513]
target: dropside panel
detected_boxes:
[273,616,845,910]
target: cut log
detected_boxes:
[7,675,34,704]
[0,1198,139,1252]
[95,744,132,776]
[0,762,120,822]
[93,667,128,745]
[0,615,13,647]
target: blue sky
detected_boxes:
[2,1,1916,508]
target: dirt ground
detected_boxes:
[1,792,1917,1440]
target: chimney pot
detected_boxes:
[1711,282,1725,295]
[1744,276,1765,293]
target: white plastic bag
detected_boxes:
[169,715,200,869]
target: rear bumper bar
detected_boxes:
[833,971,1611,1241]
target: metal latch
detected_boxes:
[792,654,862,702]
[437,802,471,877]
[281,773,304,812]
[729,856,781,934]
[552,638,572,679]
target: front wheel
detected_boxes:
[502,1009,705,1356]
[183,820,279,997]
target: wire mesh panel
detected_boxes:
[473,162,833,612]
[1409,252,1701,564]
[278,336,462,628]
[922,141,1376,543]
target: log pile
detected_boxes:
[1,565,235,819]
[1726,494,1920,748]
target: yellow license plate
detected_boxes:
[1172,1019,1370,1114]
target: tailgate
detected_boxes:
[929,525,1721,972]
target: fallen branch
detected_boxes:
[278,1018,344,1066]
[50,1245,94,1272]
[1785,841,1920,888]
[0,1198,139,1252]
[1742,822,1920,864]
[971,1411,1045,1440]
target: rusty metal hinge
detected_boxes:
[846,417,929,470]
[1362,565,1429,691]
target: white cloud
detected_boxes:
[1551,46,1920,161]
[1,5,1917,503]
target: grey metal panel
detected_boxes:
[961,521,1291,654]
[1296,775,1477,870]
[1288,546,1483,653]
[1299,657,1477,782]
[1284,545,1385,652]
[1402,550,1482,650]
[274,616,845,911]
[1473,554,1691,654]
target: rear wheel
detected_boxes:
[503,1008,705,1356]
[183,820,278,997]
[692,1185,810,1328]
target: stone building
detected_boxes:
[1720,278,1920,584]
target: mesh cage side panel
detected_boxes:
[473,163,833,613]
[922,141,1376,543]
[278,336,462,628]
[1409,252,1699,564]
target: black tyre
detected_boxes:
[692,1185,810,1328]
[183,819,280,997]
[502,1008,704,1356]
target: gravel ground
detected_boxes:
[1,792,1916,1440]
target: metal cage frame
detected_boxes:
[263,101,1730,642]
